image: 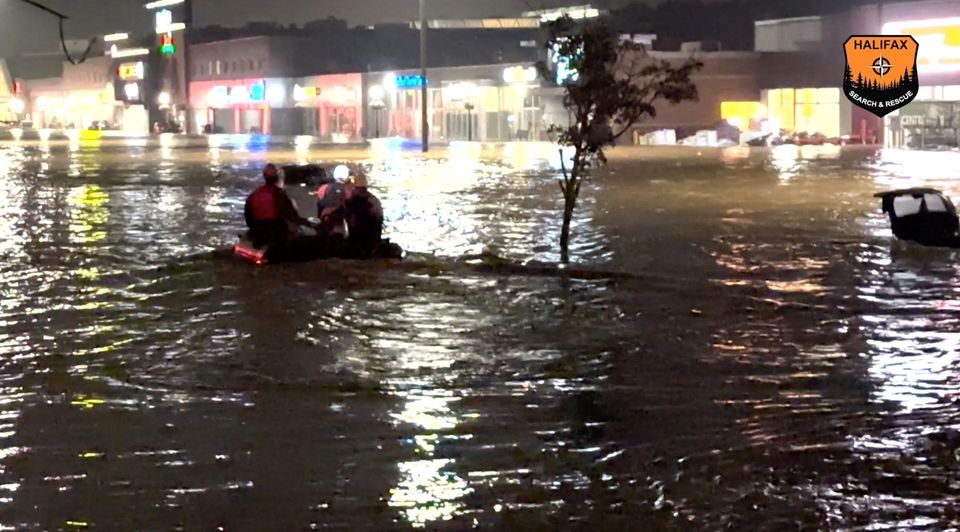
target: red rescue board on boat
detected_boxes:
[233,239,267,264]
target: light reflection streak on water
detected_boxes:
[0,146,28,512]
[389,392,472,527]
[67,184,109,246]
[379,306,474,527]
[873,149,960,198]
[159,132,175,162]
[771,144,800,182]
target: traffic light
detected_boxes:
[160,34,175,55]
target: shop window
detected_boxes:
[720,101,764,129]
[765,88,796,132]
[796,88,816,104]
[944,86,960,101]
[815,88,839,104]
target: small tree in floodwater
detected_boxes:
[537,16,703,263]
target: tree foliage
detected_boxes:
[535,16,703,262]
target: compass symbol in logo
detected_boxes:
[872,56,892,75]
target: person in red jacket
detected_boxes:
[244,163,313,248]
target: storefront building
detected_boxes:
[190,77,296,134]
[875,7,960,148]
[639,50,767,137]
[292,73,363,141]
[755,2,960,147]
[361,63,554,142]
[188,36,322,135]
[0,60,22,123]
[24,57,123,131]
[362,69,440,141]
[750,17,870,141]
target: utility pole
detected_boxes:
[183,0,193,134]
[420,0,428,152]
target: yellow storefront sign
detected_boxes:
[883,17,960,73]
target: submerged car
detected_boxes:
[874,188,960,247]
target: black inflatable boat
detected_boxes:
[232,232,404,265]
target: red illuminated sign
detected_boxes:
[13,81,22,94]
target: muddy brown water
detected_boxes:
[1,137,959,530]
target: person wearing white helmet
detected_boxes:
[314,164,350,237]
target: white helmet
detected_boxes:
[333,164,350,181]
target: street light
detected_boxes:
[8,98,25,116]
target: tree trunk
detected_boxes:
[560,187,576,264]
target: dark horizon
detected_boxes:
[0,0,633,57]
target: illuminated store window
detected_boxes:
[764,87,840,137]
[720,101,765,129]
[766,88,796,131]
[943,86,960,100]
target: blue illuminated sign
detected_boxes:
[395,74,425,89]
[249,81,265,102]
[550,41,581,85]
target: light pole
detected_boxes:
[465,102,474,141]
[369,84,385,138]
[183,0,194,134]
[420,0,428,152]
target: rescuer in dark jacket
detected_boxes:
[343,168,384,258]
[244,163,313,248]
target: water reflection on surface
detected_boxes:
[2,138,960,528]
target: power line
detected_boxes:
[16,0,67,19]
[14,0,97,65]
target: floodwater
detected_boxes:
[1,135,960,530]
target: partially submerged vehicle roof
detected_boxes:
[873,188,948,198]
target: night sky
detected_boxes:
[0,0,635,57]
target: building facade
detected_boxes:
[754,1,960,148]
[361,63,558,143]
[292,73,363,140]
[24,56,125,131]
[0,60,20,123]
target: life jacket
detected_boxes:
[247,185,280,221]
